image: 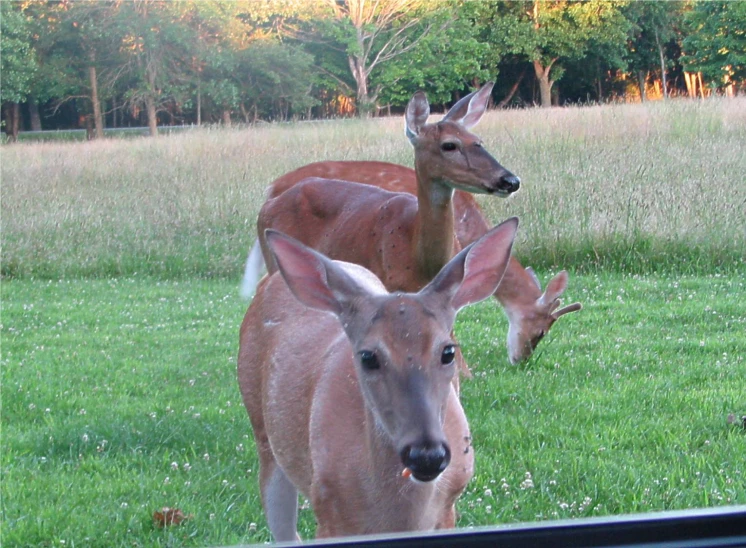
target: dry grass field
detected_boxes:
[2,97,745,279]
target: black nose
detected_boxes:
[496,174,520,193]
[400,442,451,482]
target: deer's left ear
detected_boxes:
[442,82,494,129]
[423,217,518,311]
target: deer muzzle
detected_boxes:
[492,173,521,195]
[400,442,451,482]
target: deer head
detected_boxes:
[405,83,520,197]
[266,217,518,481]
[506,268,582,364]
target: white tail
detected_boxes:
[238,218,518,540]
[241,154,579,362]
[239,239,266,299]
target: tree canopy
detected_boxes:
[2,0,745,135]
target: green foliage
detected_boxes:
[0,2,37,103]
[486,1,629,65]
[5,0,746,129]
[624,1,684,74]
[682,1,746,85]
[374,3,494,107]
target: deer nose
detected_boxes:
[495,174,520,194]
[400,442,451,482]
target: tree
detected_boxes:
[373,2,495,110]
[306,0,440,116]
[487,0,631,107]
[115,0,202,135]
[682,1,746,95]
[1,1,37,141]
[23,0,125,138]
[623,2,685,101]
[193,2,318,124]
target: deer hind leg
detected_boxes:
[258,443,299,542]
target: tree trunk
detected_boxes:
[637,71,648,102]
[349,55,373,117]
[222,109,231,126]
[145,95,158,136]
[496,68,526,109]
[28,98,42,131]
[533,59,555,108]
[88,64,105,139]
[145,59,159,136]
[684,72,695,98]
[654,28,668,99]
[196,82,202,126]
[697,72,706,98]
[2,102,20,142]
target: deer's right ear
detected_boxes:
[266,230,360,315]
[405,90,430,142]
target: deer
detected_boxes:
[241,84,580,363]
[238,218,518,540]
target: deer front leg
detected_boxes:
[258,442,299,542]
[435,504,457,529]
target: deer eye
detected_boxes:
[359,350,380,371]
[440,142,458,152]
[441,345,456,365]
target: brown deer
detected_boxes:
[242,85,580,363]
[238,218,518,540]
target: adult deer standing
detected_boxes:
[243,161,581,363]
[238,218,518,540]
[242,83,580,363]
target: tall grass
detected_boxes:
[2,98,745,279]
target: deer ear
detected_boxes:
[442,82,494,128]
[265,230,362,314]
[405,90,430,141]
[423,217,518,311]
[540,271,569,305]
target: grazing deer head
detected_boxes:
[504,268,582,364]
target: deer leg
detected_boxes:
[258,445,299,542]
[435,504,457,529]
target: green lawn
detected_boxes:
[2,274,744,547]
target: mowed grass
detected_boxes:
[1,274,744,547]
[2,98,745,279]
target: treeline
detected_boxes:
[1,0,745,140]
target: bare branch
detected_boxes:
[50,95,90,115]
[367,19,440,76]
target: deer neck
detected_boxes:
[495,258,543,321]
[413,172,456,282]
